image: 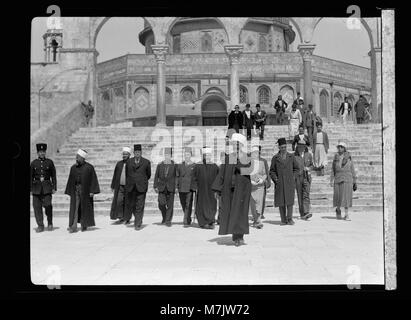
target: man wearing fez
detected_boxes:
[269,138,300,225]
[31,143,57,232]
[212,133,251,246]
[228,104,244,135]
[304,104,316,147]
[242,103,255,140]
[125,144,151,230]
[109,147,131,223]
[64,149,100,233]
[254,104,267,140]
[191,147,219,229]
[154,147,178,227]
[292,124,310,153]
[274,95,287,125]
[176,147,196,227]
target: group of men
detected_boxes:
[338,95,372,125]
[31,121,331,246]
[228,103,267,140]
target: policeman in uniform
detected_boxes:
[30,143,57,232]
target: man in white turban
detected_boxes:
[64,149,100,232]
[110,147,132,223]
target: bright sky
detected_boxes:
[31,17,370,67]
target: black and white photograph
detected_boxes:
[25,8,397,293]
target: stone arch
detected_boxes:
[133,86,150,114]
[205,87,225,95]
[201,94,228,126]
[257,84,271,105]
[333,91,343,116]
[92,17,155,49]
[313,17,375,50]
[288,18,304,44]
[180,86,196,104]
[319,88,329,118]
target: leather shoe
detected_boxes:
[280,221,287,226]
[287,219,295,225]
[81,226,87,232]
[165,222,172,227]
[47,224,53,231]
[35,226,44,233]
[135,225,142,230]
[124,220,131,225]
[234,240,240,247]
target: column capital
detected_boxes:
[224,45,243,64]
[151,44,169,62]
[298,43,316,61]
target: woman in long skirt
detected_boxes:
[330,142,357,220]
[288,103,302,140]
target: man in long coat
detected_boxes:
[212,133,251,246]
[254,104,267,140]
[176,147,196,227]
[31,143,57,232]
[190,147,219,229]
[65,149,100,232]
[227,105,243,135]
[242,103,255,140]
[274,95,287,125]
[109,147,131,223]
[154,147,178,227]
[303,104,316,147]
[125,144,151,230]
[269,138,300,225]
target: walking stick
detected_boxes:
[192,191,197,225]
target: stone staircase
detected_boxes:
[31,123,383,217]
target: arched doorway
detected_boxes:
[201,95,227,126]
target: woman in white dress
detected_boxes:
[288,103,302,139]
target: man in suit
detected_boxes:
[154,147,178,227]
[269,138,300,225]
[338,96,352,125]
[31,143,57,232]
[274,95,287,125]
[176,147,196,227]
[303,104,316,148]
[227,105,244,136]
[242,103,255,140]
[254,104,267,140]
[125,144,151,230]
[292,125,310,153]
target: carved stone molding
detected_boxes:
[297,43,316,61]
[224,45,243,64]
[151,44,169,62]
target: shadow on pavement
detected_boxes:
[208,236,236,246]
[321,216,340,220]
[263,220,284,225]
[126,224,148,230]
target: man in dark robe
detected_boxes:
[354,95,369,124]
[269,138,300,225]
[303,104,316,147]
[176,147,195,227]
[31,143,57,232]
[154,147,178,227]
[242,103,255,140]
[65,149,100,232]
[190,147,219,229]
[109,146,131,223]
[227,105,243,136]
[125,144,151,230]
[212,133,251,246]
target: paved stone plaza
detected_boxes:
[31,209,384,286]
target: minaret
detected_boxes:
[42,16,63,62]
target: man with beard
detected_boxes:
[176,147,196,227]
[269,138,300,225]
[212,133,251,246]
[109,146,131,223]
[65,149,100,233]
[125,144,151,230]
[31,143,57,232]
[191,147,219,229]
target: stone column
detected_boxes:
[224,45,243,109]
[370,47,382,123]
[298,44,316,108]
[151,44,169,126]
